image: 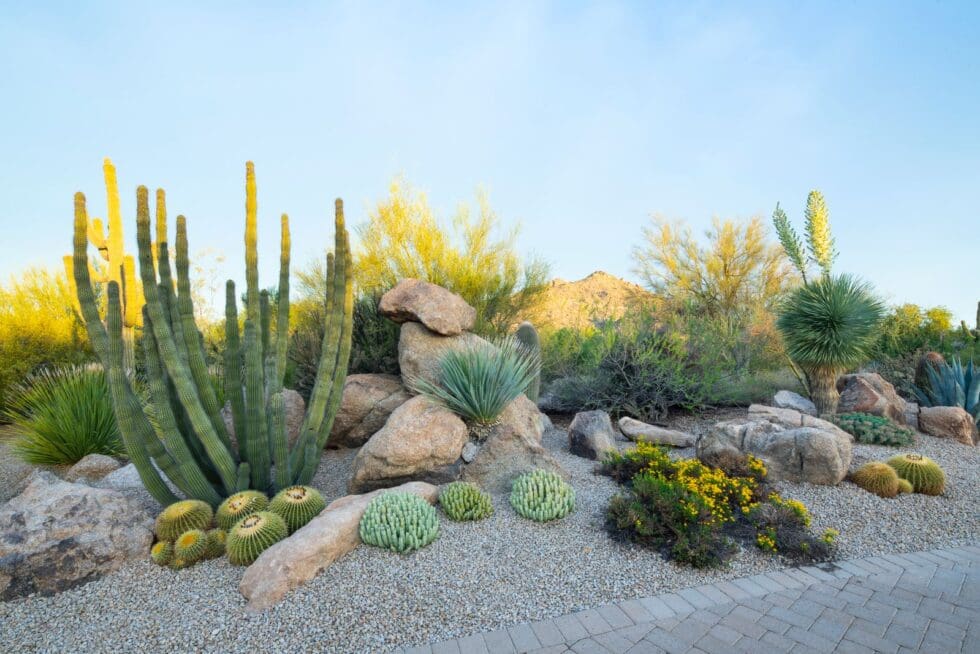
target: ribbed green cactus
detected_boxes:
[226,511,288,565]
[896,478,913,494]
[216,490,269,530]
[510,469,575,522]
[154,500,213,541]
[203,528,227,559]
[173,529,209,562]
[887,453,946,496]
[850,462,899,498]
[515,321,541,403]
[359,492,439,553]
[72,162,354,506]
[439,481,494,521]
[150,541,173,567]
[269,485,326,534]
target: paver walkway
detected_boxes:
[413,545,979,653]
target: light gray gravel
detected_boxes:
[1,414,977,653]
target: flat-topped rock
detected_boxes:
[379,279,477,336]
[773,390,817,416]
[618,416,695,447]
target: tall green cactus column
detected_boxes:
[515,321,541,403]
[72,161,353,506]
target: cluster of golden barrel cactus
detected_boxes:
[851,453,946,498]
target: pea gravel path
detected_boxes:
[1,415,977,653]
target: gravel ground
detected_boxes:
[1,411,977,653]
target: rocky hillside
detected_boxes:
[526,271,653,331]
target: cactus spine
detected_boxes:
[269,485,326,534]
[154,500,214,541]
[226,511,288,565]
[515,321,541,403]
[216,490,269,530]
[72,162,354,506]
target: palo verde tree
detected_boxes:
[73,162,353,506]
[772,191,883,414]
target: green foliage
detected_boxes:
[439,481,494,521]
[359,492,440,553]
[354,178,550,336]
[227,511,288,565]
[743,498,835,563]
[913,356,980,425]
[154,500,214,542]
[873,304,955,360]
[600,440,674,485]
[712,368,805,407]
[410,337,540,425]
[203,528,226,559]
[510,469,575,522]
[2,366,122,465]
[886,454,946,496]
[772,203,807,282]
[0,267,91,412]
[851,462,900,498]
[269,485,326,534]
[832,413,915,446]
[150,541,173,566]
[173,529,209,563]
[216,490,269,530]
[514,322,541,403]
[71,162,354,506]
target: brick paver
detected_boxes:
[418,546,979,653]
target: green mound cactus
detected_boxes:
[850,462,899,498]
[832,412,915,447]
[515,321,541,403]
[887,453,946,496]
[203,529,227,560]
[269,485,326,534]
[359,492,439,553]
[439,481,494,521]
[896,478,914,494]
[226,511,288,566]
[150,541,173,567]
[216,490,269,530]
[154,500,213,541]
[173,529,209,562]
[510,469,575,522]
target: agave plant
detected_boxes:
[776,274,884,414]
[914,356,980,426]
[408,336,540,425]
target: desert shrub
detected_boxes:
[2,365,123,465]
[712,368,806,407]
[873,304,954,360]
[862,350,921,400]
[832,412,915,446]
[741,496,837,562]
[355,178,550,336]
[409,337,540,425]
[600,440,674,484]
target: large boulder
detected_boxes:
[618,416,695,447]
[348,396,468,492]
[918,406,978,446]
[698,407,852,485]
[836,373,907,425]
[772,390,818,416]
[64,454,121,483]
[379,279,477,336]
[0,443,36,503]
[568,411,619,459]
[0,471,153,600]
[397,321,492,387]
[241,481,438,610]
[329,374,412,448]
[222,388,306,449]
[461,424,565,493]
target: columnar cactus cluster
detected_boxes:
[439,481,493,521]
[71,162,354,506]
[510,469,575,522]
[359,492,440,553]
[514,321,541,403]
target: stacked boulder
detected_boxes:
[340,279,562,493]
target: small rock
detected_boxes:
[918,406,978,446]
[836,373,907,425]
[618,416,695,447]
[772,390,817,416]
[461,442,480,463]
[379,279,477,336]
[568,411,619,460]
[64,453,122,482]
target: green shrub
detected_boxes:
[600,440,675,485]
[741,497,836,563]
[712,368,806,407]
[410,337,540,425]
[439,481,494,521]
[832,413,915,446]
[2,366,122,465]
[359,492,440,553]
[913,356,979,426]
[510,469,575,522]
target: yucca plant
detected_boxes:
[2,365,124,465]
[408,337,540,425]
[777,274,884,414]
[914,356,980,426]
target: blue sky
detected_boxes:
[1,1,978,321]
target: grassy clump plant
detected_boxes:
[832,412,915,446]
[359,492,440,553]
[510,469,575,522]
[409,337,540,425]
[2,366,123,465]
[439,481,494,522]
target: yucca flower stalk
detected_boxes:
[408,336,540,425]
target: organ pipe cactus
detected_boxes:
[72,162,354,506]
[515,321,541,403]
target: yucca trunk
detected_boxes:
[806,367,840,416]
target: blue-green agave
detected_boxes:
[914,357,980,426]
